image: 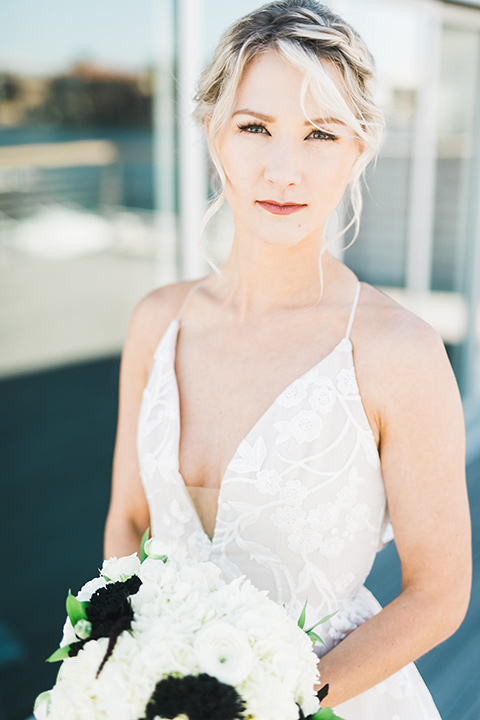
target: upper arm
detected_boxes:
[376,317,471,627]
[106,290,169,538]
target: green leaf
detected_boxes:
[311,707,345,720]
[140,527,150,562]
[297,599,308,629]
[66,590,88,626]
[306,630,326,646]
[46,645,71,663]
[66,590,88,625]
[305,611,337,633]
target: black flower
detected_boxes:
[68,574,142,676]
[140,674,246,720]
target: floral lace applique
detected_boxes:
[277,377,309,408]
[255,468,282,495]
[308,377,336,414]
[336,367,359,396]
[274,410,323,444]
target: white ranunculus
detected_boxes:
[194,622,253,685]
[101,552,141,582]
[144,536,172,560]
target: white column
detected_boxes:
[405,5,442,298]
[152,0,177,285]
[177,0,209,279]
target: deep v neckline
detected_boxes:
[167,317,354,543]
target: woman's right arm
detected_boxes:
[104,292,163,560]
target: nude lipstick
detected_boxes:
[257,200,306,215]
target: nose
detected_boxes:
[263,138,302,190]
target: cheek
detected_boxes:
[220,139,262,190]
[312,152,355,202]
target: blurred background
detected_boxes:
[1,0,479,718]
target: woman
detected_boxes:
[104,1,471,717]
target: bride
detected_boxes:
[104,1,471,716]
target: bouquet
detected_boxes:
[34,534,343,720]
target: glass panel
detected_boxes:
[334,0,432,288]
[431,25,480,394]
[0,0,168,377]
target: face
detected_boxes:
[212,50,362,250]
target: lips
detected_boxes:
[257,200,307,216]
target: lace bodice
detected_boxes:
[137,281,390,649]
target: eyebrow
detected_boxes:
[232,109,347,126]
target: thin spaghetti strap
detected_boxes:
[344,281,362,340]
[175,278,207,323]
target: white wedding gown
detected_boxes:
[137,280,442,720]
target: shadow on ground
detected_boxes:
[0,358,478,720]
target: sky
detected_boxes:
[0,0,156,75]
[0,0,439,88]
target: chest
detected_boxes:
[173,320,378,490]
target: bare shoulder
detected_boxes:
[354,282,462,437]
[124,278,205,373]
[357,282,448,366]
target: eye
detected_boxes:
[308,129,338,141]
[237,123,270,135]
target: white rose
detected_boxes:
[76,575,107,602]
[59,617,76,648]
[144,535,172,560]
[194,622,253,685]
[101,553,141,582]
[33,691,51,720]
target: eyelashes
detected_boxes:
[236,122,338,142]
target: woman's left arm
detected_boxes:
[316,319,472,708]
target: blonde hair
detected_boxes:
[194,0,385,285]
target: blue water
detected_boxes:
[0,125,155,209]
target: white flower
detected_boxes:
[144,535,172,560]
[308,503,339,530]
[194,622,254,685]
[33,691,51,720]
[277,378,308,407]
[76,575,107,602]
[101,552,141,582]
[274,410,323,444]
[345,503,371,537]
[279,479,308,505]
[255,468,282,495]
[309,378,336,413]
[336,485,358,510]
[336,367,358,396]
[272,505,307,534]
[318,536,345,559]
[287,528,320,555]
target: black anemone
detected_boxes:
[68,574,142,676]
[140,674,246,720]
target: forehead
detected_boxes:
[234,49,347,116]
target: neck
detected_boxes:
[216,232,342,321]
